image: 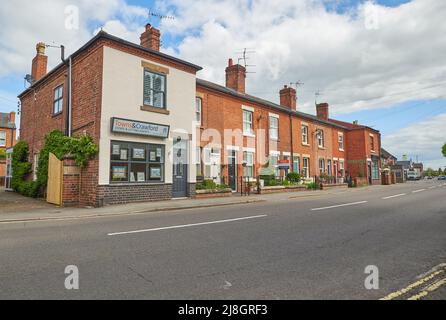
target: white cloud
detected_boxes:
[383,113,446,169]
[159,0,446,115]
[0,0,147,77]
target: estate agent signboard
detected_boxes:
[111,118,170,139]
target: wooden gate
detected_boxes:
[47,153,63,205]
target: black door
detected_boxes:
[172,140,188,198]
[228,150,237,191]
[368,162,372,185]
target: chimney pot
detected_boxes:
[31,42,48,82]
[140,23,161,51]
[225,58,246,93]
[280,85,297,110]
[9,112,15,125]
[316,103,330,120]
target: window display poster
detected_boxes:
[133,148,145,160]
[150,151,157,161]
[112,144,120,155]
[130,172,136,182]
[120,149,128,160]
[137,172,146,182]
[156,148,162,158]
[150,167,161,179]
[112,166,127,179]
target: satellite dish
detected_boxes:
[24,74,35,85]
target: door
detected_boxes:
[172,139,188,198]
[367,161,372,185]
[228,150,237,191]
[47,153,63,205]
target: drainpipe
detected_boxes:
[289,114,294,172]
[61,45,72,137]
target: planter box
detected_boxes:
[195,188,233,199]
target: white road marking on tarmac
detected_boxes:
[108,214,268,236]
[382,193,406,200]
[412,189,426,193]
[311,201,368,211]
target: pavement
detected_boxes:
[0,179,445,299]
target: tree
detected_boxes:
[443,143,446,158]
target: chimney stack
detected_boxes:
[316,103,329,120]
[31,42,48,82]
[225,58,246,93]
[280,85,297,110]
[9,112,15,125]
[140,23,161,52]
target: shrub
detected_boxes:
[307,182,320,190]
[11,141,40,197]
[0,148,6,160]
[286,172,301,184]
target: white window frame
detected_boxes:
[302,157,310,178]
[301,124,309,145]
[243,110,254,136]
[243,151,254,178]
[0,131,6,147]
[195,97,202,125]
[319,158,325,174]
[293,155,300,173]
[338,132,344,151]
[340,160,345,177]
[269,116,279,140]
[317,129,324,148]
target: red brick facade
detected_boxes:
[0,112,17,182]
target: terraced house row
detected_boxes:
[18,24,381,207]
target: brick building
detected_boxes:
[196,59,381,190]
[0,112,16,185]
[18,25,381,207]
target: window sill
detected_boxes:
[318,146,326,150]
[141,105,170,115]
[243,132,256,138]
[302,143,310,147]
[52,112,63,118]
[339,149,345,152]
[109,181,166,186]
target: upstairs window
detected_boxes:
[143,70,166,109]
[302,125,308,144]
[269,116,279,140]
[317,129,325,148]
[243,110,253,135]
[370,135,375,151]
[0,131,6,146]
[53,85,64,114]
[338,133,344,150]
[195,97,202,125]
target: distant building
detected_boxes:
[381,148,397,168]
[0,112,17,185]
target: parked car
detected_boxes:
[427,176,433,179]
[438,176,446,181]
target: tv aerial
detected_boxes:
[236,48,256,74]
[148,9,175,21]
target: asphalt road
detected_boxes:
[0,180,445,300]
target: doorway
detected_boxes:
[228,150,237,191]
[172,139,188,198]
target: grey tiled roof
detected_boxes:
[0,112,15,129]
[196,78,349,130]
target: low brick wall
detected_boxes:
[259,185,307,194]
[321,183,348,190]
[62,157,81,207]
[195,188,232,199]
[97,183,173,206]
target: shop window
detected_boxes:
[110,141,164,183]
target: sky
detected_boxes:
[0,0,445,169]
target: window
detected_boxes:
[143,70,166,109]
[243,152,254,177]
[110,141,165,183]
[196,147,202,176]
[372,159,379,180]
[340,160,345,177]
[269,116,279,140]
[293,156,300,173]
[370,135,375,151]
[317,129,324,148]
[243,110,253,135]
[302,157,310,178]
[302,125,308,144]
[0,131,6,147]
[327,159,332,176]
[53,85,64,114]
[338,133,344,151]
[195,97,202,125]
[319,158,325,174]
[270,154,279,176]
[203,148,221,181]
